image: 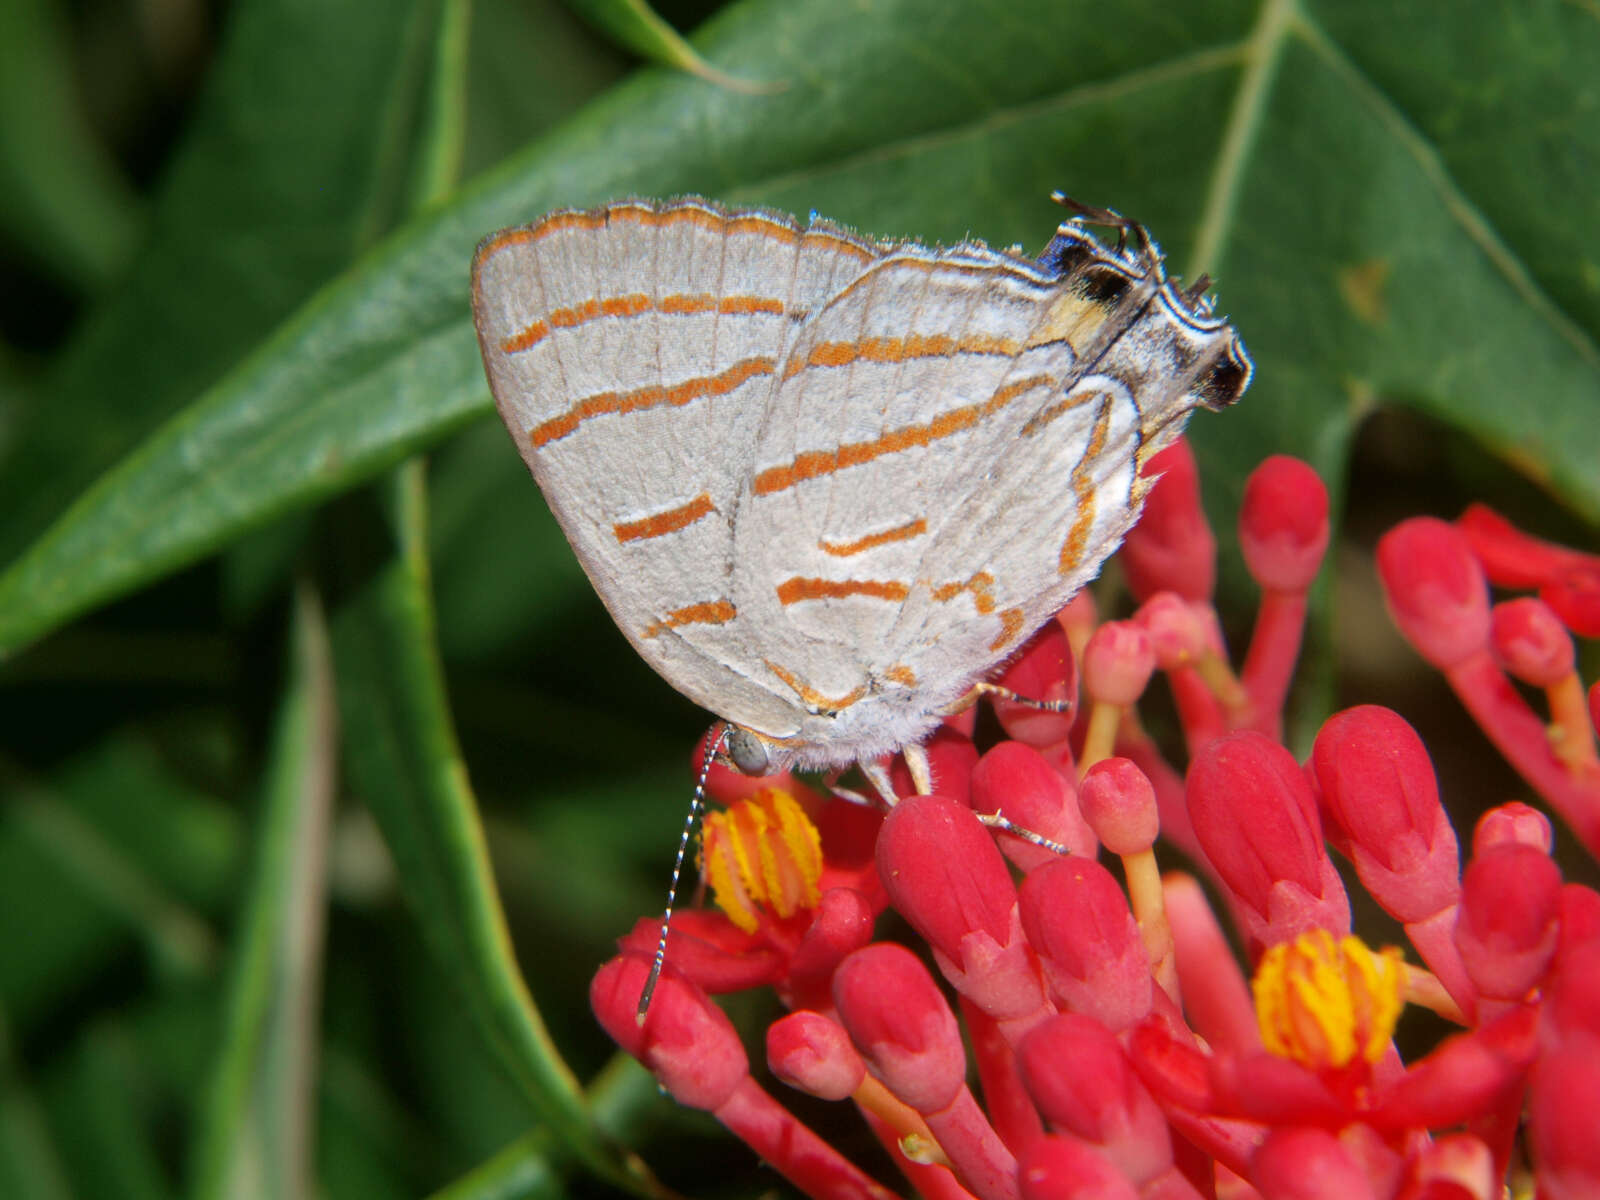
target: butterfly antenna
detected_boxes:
[637,722,731,1023]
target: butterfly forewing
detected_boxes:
[471,199,886,733]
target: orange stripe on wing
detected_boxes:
[1058,395,1115,574]
[530,356,775,448]
[782,332,1023,380]
[989,606,1026,652]
[818,518,928,558]
[932,571,997,615]
[502,292,785,353]
[752,373,1053,496]
[613,493,715,544]
[764,660,866,712]
[642,599,737,639]
[775,578,909,605]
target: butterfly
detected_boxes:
[471,195,1250,788]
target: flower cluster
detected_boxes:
[590,440,1600,1200]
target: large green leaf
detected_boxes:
[188,582,336,1200]
[325,465,652,1196]
[1,0,1596,657]
[0,0,450,567]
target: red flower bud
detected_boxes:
[1310,706,1460,922]
[878,793,1015,957]
[1472,802,1552,854]
[1078,757,1160,855]
[1018,1014,1174,1187]
[1135,591,1212,669]
[767,1010,865,1101]
[1239,456,1330,593]
[1455,845,1562,1003]
[591,955,748,1110]
[1019,858,1151,1030]
[1186,732,1350,948]
[993,621,1078,745]
[834,943,965,1113]
[969,741,1094,871]
[1490,598,1575,688]
[1377,518,1492,670]
[1121,438,1216,602]
[1082,620,1156,707]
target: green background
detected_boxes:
[0,0,1595,1195]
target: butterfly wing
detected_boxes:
[471,198,886,737]
[728,226,1248,764]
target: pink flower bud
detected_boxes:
[1078,758,1160,855]
[1310,706,1460,922]
[767,1010,865,1101]
[1018,1137,1139,1200]
[1490,598,1575,687]
[1251,1128,1378,1200]
[1019,858,1151,1030]
[1186,732,1350,949]
[1082,620,1156,707]
[969,741,1094,871]
[1239,456,1330,593]
[1473,801,1552,854]
[1018,1014,1175,1187]
[1455,844,1562,1003]
[1377,518,1492,670]
[994,621,1078,745]
[833,943,966,1113]
[591,955,749,1111]
[1136,591,1212,669]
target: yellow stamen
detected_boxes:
[1253,930,1406,1070]
[698,789,823,933]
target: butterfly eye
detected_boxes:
[727,727,772,776]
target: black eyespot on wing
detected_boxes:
[1195,344,1253,412]
[1073,264,1132,307]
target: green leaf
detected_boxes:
[0,0,451,568]
[0,1008,74,1200]
[563,0,779,93]
[324,464,649,1195]
[0,0,142,295]
[2,0,1597,668]
[189,581,337,1200]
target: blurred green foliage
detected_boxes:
[0,0,1595,1195]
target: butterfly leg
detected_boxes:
[858,757,902,807]
[968,680,1074,713]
